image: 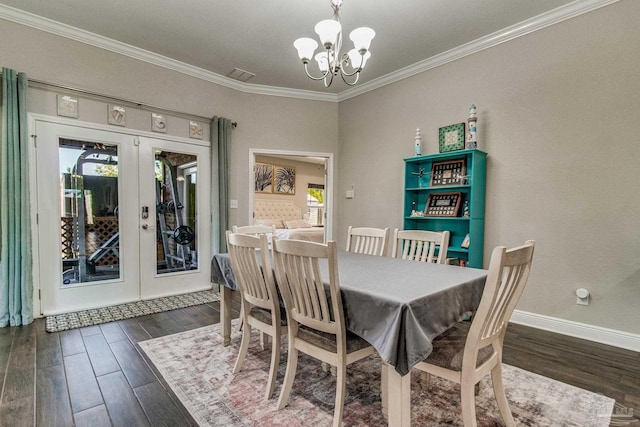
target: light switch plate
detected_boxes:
[346,190,355,199]
[230,199,238,208]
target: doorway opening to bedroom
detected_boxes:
[249,149,333,241]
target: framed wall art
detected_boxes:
[274,165,296,195]
[189,121,203,139]
[430,159,467,186]
[108,105,126,126]
[424,192,462,217]
[438,123,465,153]
[254,163,273,193]
[57,95,78,118]
[151,113,167,133]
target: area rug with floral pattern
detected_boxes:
[139,322,614,426]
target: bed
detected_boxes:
[253,199,325,243]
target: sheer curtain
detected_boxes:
[210,116,232,254]
[1,68,33,327]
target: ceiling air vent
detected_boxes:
[226,68,255,82]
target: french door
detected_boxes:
[34,120,211,315]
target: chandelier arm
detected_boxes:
[338,53,364,77]
[324,70,336,88]
[302,62,332,81]
[339,69,360,86]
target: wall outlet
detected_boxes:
[346,190,355,199]
[576,288,590,305]
[229,199,238,208]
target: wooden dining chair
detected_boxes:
[231,225,275,335]
[272,238,376,427]
[226,231,285,400]
[345,226,390,256]
[412,240,535,427]
[391,229,450,264]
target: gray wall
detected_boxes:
[1,0,639,335]
[337,0,640,334]
[0,17,338,231]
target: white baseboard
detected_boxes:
[510,310,640,353]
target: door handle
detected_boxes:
[142,224,149,230]
[142,206,149,219]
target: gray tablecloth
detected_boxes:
[211,251,486,375]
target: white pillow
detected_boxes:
[255,218,284,229]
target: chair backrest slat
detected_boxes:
[346,226,390,256]
[392,229,450,264]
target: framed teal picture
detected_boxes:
[438,123,466,153]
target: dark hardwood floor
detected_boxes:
[0,297,638,426]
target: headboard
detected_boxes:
[254,199,301,221]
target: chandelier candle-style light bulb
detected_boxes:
[349,27,375,52]
[315,20,342,48]
[315,52,330,72]
[293,0,375,87]
[294,38,319,62]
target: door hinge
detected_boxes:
[36,213,39,225]
[134,136,140,146]
[38,289,41,300]
[31,134,37,147]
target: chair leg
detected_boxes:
[491,364,515,427]
[264,331,281,400]
[417,371,431,390]
[332,363,347,427]
[380,363,388,421]
[260,331,266,350]
[460,378,478,427]
[277,339,299,410]
[233,323,251,374]
[237,305,244,332]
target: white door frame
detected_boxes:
[249,148,334,241]
[29,113,211,316]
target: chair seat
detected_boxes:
[297,327,371,354]
[426,323,494,371]
[250,306,287,327]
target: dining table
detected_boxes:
[211,250,487,426]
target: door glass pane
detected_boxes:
[59,139,120,285]
[154,151,198,274]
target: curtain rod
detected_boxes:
[1,72,237,127]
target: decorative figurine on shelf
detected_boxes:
[411,201,417,216]
[466,104,477,149]
[463,200,470,217]
[414,128,422,156]
[411,168,427,188]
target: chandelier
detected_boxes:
[293,0,375,87]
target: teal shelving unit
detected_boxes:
[403,149,487,268]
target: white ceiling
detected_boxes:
[0,0,608,97]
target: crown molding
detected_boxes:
[0,4,338,103]
[338,0,621,101]
[1,0,620,103]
